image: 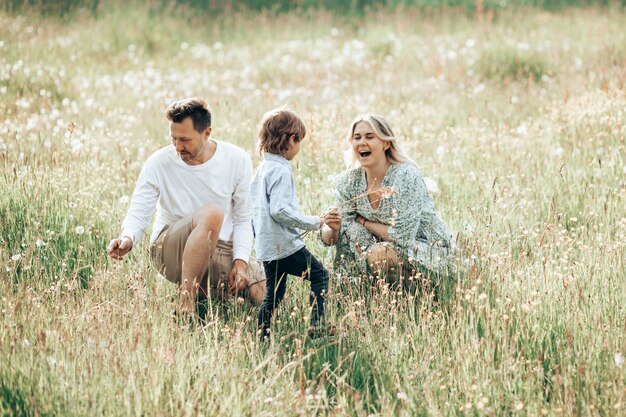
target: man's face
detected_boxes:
[169,117,211,165]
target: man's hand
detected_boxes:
[107,236,133,260]
[228,259,249,295]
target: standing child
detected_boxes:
[251,109,338,340]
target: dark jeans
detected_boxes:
[257,246,329,338]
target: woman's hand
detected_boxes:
[354,215,368,227]
[354,215,390,241]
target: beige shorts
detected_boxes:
[150,213,265,296]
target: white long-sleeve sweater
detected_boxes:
[120,141,254,262]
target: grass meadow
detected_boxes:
[1,3,625,416]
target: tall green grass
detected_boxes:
[1,4,625,417]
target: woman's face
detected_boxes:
[351,121,390,167]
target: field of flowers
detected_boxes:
[1,4,625,416]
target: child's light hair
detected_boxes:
[257,109,306,156]
[345,114,415,168]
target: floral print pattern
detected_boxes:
[332,163,458,277]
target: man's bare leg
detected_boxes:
[180,205,224,313]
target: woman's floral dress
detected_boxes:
[332,163,459,277]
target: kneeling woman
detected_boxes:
[321,114,459,284]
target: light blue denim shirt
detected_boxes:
[251,153,321,261]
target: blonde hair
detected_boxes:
[345,114,415,168]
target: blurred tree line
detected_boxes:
[3,0,624,17]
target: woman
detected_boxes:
[321,114,459,283]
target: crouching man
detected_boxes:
[107,98,265,315]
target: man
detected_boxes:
[107,98,265,314]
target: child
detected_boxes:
[250,109,337,340]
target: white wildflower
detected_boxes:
[473,83,486,95]
[423,177,440,194]
[75,226,85,234]
[515,123,527,135]
[615,352,624,368]
[35,239,45,247]
[574,57,583,68]
[16,98,30,108]
[71,138,82,153]
[551,147,564,157]
[11,254,22,262]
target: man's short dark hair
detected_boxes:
[258,109,306,156]
[165,97,211,132]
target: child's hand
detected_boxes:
[322,206,341,231]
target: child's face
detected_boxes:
[283,135,302,161]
